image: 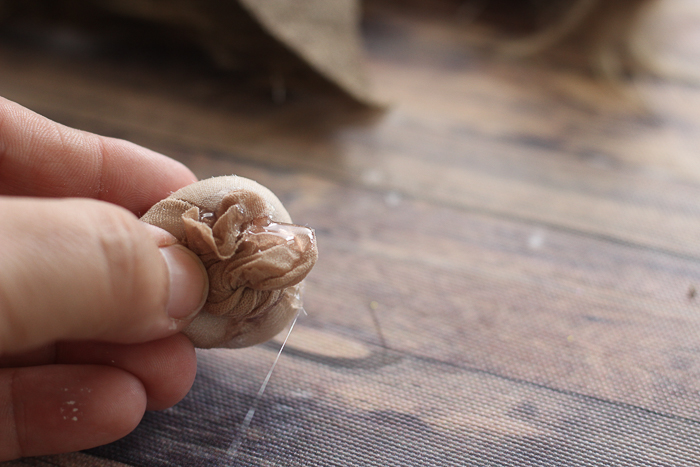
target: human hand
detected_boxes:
[0,97,209,460]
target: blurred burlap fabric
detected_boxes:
[89,0,373,103]
[90,0,658,83]
[0,0,660,99]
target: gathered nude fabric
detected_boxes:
[141,176,317,349]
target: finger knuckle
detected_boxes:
[88,203,165,313]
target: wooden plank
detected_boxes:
[182,157,700,312]
[88,343,700,466]
[2,27,700,257]
[144,152,700,419]
[2,2,700,464]
[2,48,698,418]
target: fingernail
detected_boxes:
[160,245,208,320]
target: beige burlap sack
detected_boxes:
[0,0,373,103]
[141,176,317,349]
[95,0,373,102]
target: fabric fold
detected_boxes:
[141,175,318,349]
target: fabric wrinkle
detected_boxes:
[140,175,317,349]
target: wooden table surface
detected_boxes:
[3,1,700,465]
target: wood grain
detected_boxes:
[211,160,700,419]
[1,452,128,466]
[2,0,700,464]
[2,30,700,259]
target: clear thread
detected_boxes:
[227,310,301,457]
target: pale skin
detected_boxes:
[0,97,210,460]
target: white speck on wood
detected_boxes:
[528,230,545,250]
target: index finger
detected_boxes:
[0,96,197,215]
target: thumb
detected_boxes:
[0,197,208,355]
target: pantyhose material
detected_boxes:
[141,176,317,349]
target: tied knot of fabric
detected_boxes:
[181,191,316,317]
[140,176,318,348]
